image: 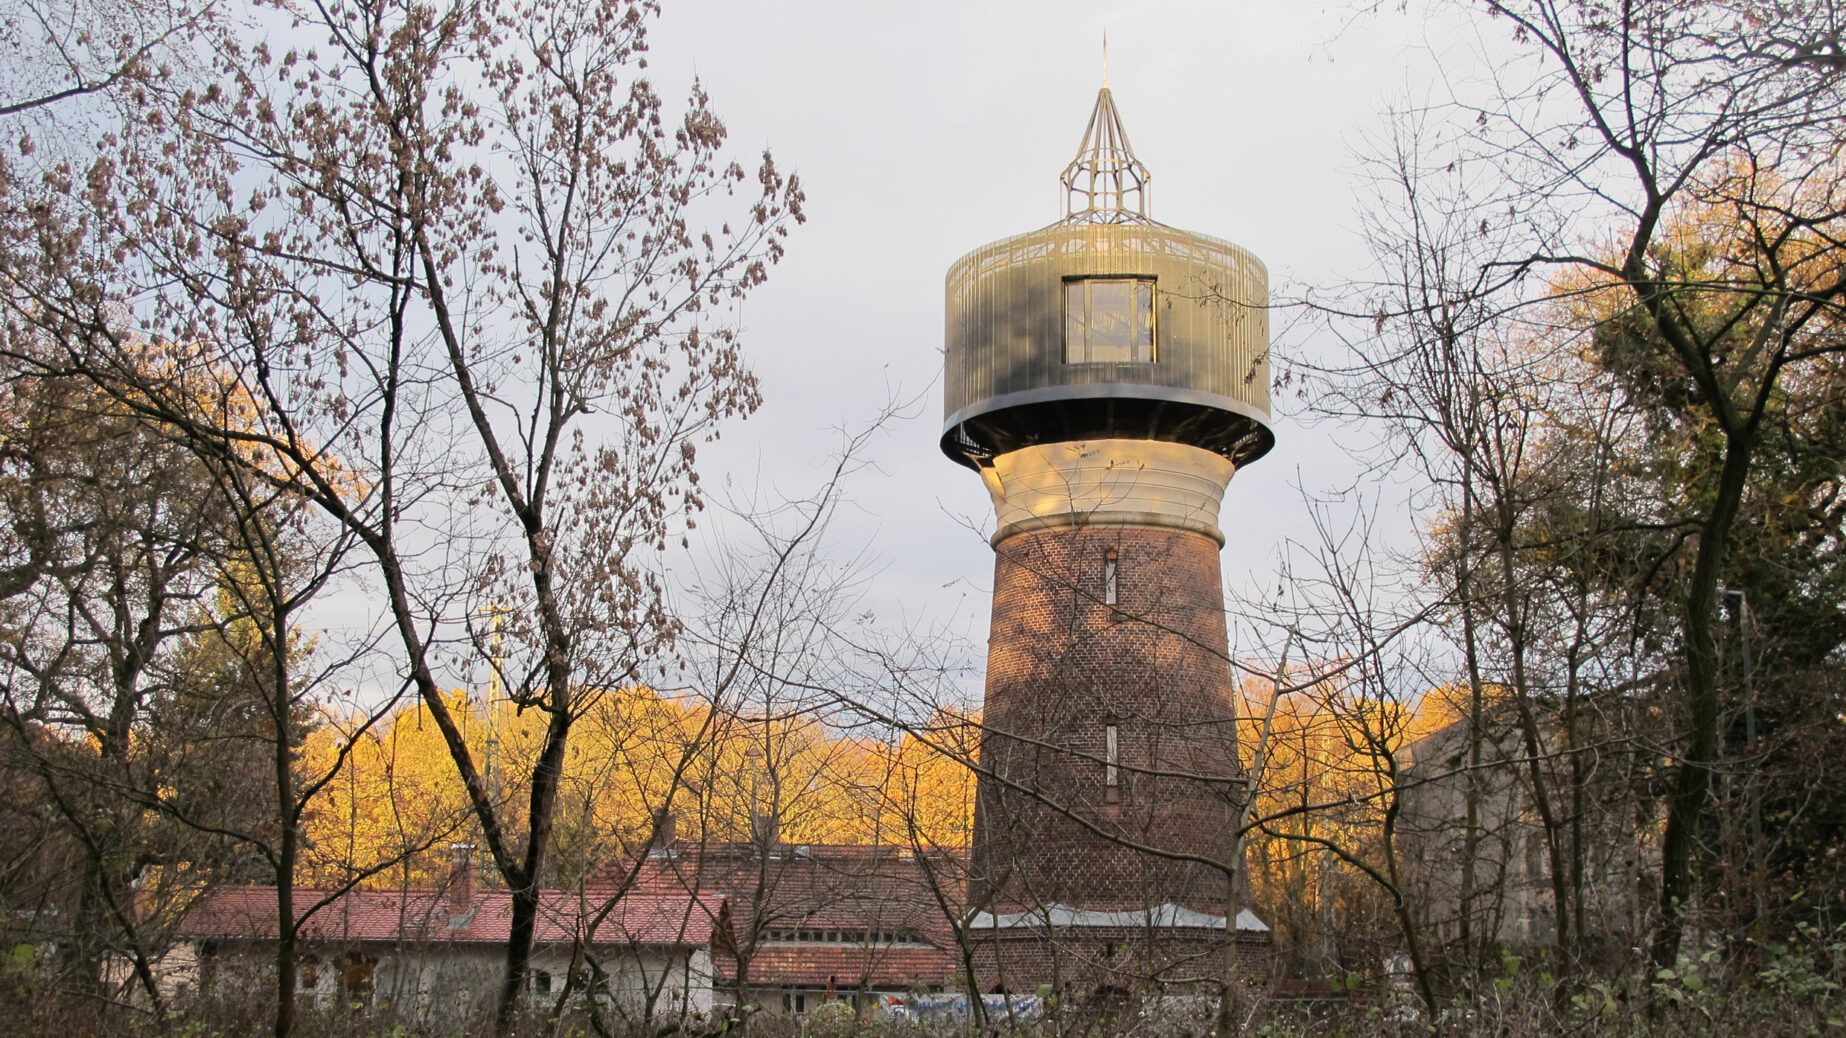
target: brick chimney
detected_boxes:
[654,809,677,845]
[448,843,475,922]
[750,809,779,849]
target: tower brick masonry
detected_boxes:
[973,523,1240,915]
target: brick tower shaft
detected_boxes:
[973,521,1241,912]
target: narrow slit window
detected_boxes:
[1103,552,1118,606]
[1105,724,1119,787]
[1065,278,1156,363]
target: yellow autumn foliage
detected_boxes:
[299,689,979,887]
[1238,671,1485,963]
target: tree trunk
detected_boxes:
[493,679,572,1032]
[74,847,108,996]
[1456,483,1486,968]
[1652,436,1754,967]
[496,881,538,1031]
[275,865,297,1038]
[273,645,299,1038]
[1213,644,1290,1038]
[1493,502,1574,983]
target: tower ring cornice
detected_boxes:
[978,439,1239,547]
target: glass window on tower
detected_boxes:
[1065,277,1156,363]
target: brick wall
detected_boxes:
[970,523,1246,917]
[967,926,1271,995]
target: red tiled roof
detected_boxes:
[718,945,960,988]
[179,886,717,947]
[604,845,967,988]
[624,845,961,939]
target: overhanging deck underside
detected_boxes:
[941,391,1273,470]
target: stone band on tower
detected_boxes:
[942,84,1273,994]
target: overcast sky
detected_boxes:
[631,1,1496,678]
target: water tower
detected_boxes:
[944,83,1273,991]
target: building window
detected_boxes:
[338,953,376,1007]
[1065,277,1156,364]
[764,927,926,946]
[1105,724,1119,788]
[1103,551,1118,606]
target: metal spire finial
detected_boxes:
[1102,32,1109,87]
[1061,80,1150,223]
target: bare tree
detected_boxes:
[1306,106,1645,993]
[0,0,801,1027]
[1390,0,1846,967]
[0,374,236,1012]
[168,419,450,1038]
[0,0,201,120]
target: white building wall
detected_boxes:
[170,940,713,1021]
